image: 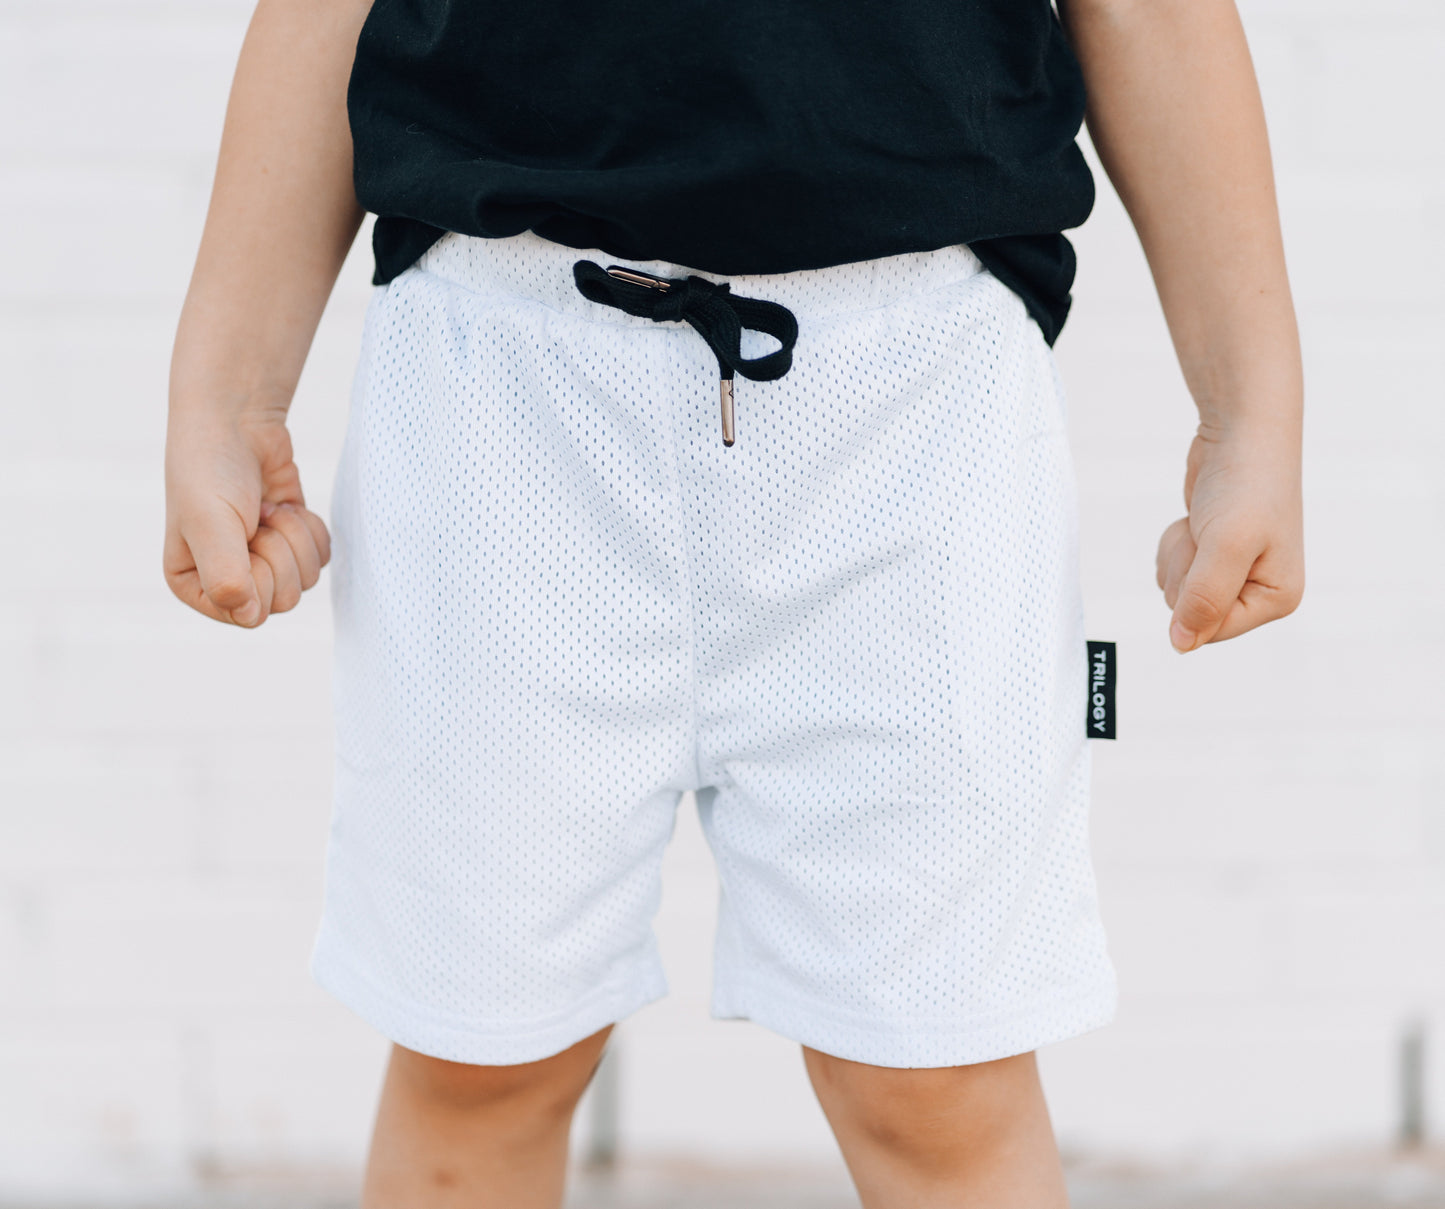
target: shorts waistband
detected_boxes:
[410,229,986,328]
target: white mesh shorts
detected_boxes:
[309,228,1116,1068]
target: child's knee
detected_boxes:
[804,1047,1044,1159]
[388,1027,612,1121]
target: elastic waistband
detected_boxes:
[410,229,986,328]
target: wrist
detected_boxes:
[1190,359,1303,443]
[167,346,295,429]
[1193,396,1302,450]
[1170,291,1303,440]
[168,283,308,429]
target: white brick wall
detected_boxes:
[1,0,1442,1197]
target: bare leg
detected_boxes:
[804,1047,1069,1209]
[361,1025,612,1209]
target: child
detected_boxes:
[163,0,1305,1204]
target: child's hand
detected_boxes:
[163,414,331,628]
[1156,427,1304,653]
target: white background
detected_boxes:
[1,0,1442,1198]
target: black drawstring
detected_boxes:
[572,260,799,446]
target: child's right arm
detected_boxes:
[164,0,374,628]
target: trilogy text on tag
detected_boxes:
[1086,641,1116,740]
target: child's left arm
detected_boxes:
[1058,0,1305,653]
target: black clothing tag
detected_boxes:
[1086,641,1116,740]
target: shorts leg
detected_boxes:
[310,262,700,1065]
[685,270,1116,1067]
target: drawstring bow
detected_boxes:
[572,259,799,446]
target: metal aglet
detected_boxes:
[720,378,736,446]
[605,266,672,291]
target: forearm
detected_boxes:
[1059,0,1302,441]
[170,0,372,425]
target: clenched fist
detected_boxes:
[164,410,330,627]
[1157,425,1304,652]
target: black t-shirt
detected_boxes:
[349,1,1094,345]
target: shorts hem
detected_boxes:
[309,931,669,1066]
[710,969,1118,1069]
